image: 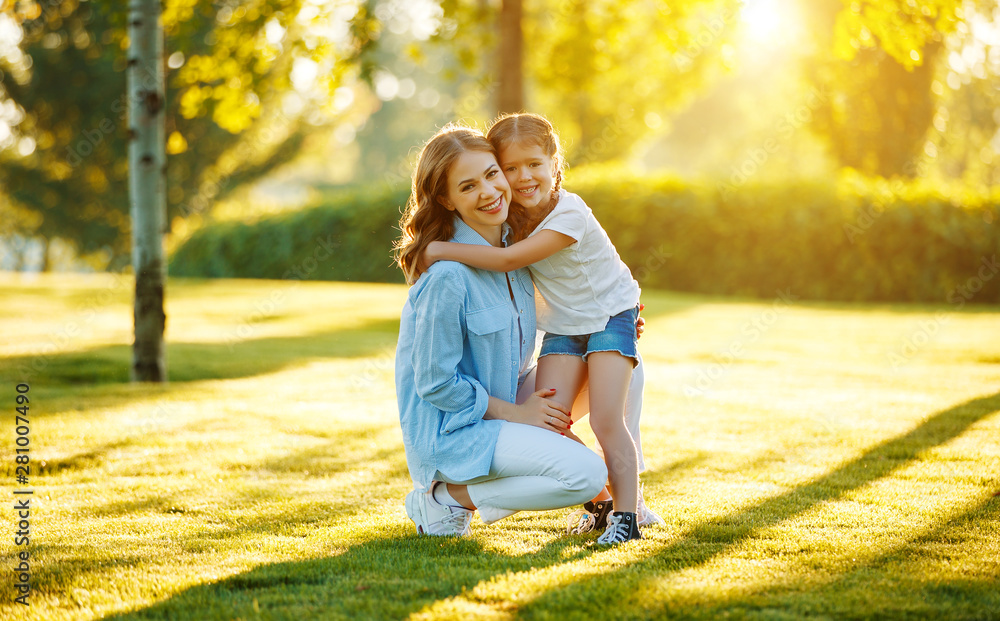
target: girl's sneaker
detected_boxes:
[565,499,614,534]
[597,511,642,545]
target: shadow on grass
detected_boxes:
[1,317,400,386]
[653,494,1000,619]
[511,390,1000,618]
[85,392,998,619]
[97,532,604,620]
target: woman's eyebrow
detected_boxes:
[457,165,497,187]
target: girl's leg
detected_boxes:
[571,352,644,470]
[572,352,645,486]
[534,353,588,412]
[464,422,608,523]
[585,351,639,514]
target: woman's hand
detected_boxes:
[636,302,645,339]
[518,388,573,433]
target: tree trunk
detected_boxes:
[39,237,49,272]
[127,0,167,382]
[497,0,524,115]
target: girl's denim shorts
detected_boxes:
[539,305,639,367]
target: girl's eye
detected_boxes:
[530,162,541,168]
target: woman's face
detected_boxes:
[442,150,512,245]
[497,141,555,212]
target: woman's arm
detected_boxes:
[410,270,490,431]
[425,229,575,273]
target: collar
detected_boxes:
[451,216,512,247]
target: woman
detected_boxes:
[394,124,608,535]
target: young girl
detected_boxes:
[423,113,652,544]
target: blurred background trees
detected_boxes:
[0,0,377,267]
[0,0,997,272]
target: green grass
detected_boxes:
[1,272,998,620]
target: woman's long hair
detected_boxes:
[486,113,565,242]
[395,124,496,284]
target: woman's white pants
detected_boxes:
[436,422,608,524]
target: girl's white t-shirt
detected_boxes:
[527,189,640,335]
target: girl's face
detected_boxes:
[498,141,556,211]
[442,150,511,245]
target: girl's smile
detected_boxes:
[498,142,555,211]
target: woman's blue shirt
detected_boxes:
[395,217,537,490]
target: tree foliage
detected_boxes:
[435,0,743,163]
[0,0,377,262]
[801,0,974,177]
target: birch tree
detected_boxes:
[127,0,167,382]
[0,1,379,264]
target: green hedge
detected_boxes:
[170,172,1000,304]
[169,184,410,284]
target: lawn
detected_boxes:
[1,272,998,620]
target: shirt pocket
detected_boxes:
[466,306,509,337]
[465,306,510,382]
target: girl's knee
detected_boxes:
[589,414,627,440]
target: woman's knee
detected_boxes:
[566,451,608,500]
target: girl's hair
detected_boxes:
[486,113,565,240]
[395,124,497,284]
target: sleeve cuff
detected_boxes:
[440,381,490,435]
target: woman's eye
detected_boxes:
[487,170,498,178]
[462,184,474,192]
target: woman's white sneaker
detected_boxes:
[405,484,474,536]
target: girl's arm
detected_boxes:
[425,230,574,272]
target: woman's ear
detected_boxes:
[439,196,455,212]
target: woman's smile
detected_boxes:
[478,195,505,213]
[443,149,512,246]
